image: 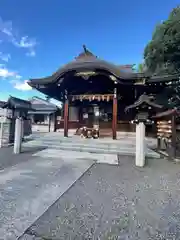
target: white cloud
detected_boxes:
[15,74,22,79]
[0,17,37,57]
[26,49,36,57]
[0,65,31,92]
[11,80,32,91]
[15,36,36,48]
[0,67,16,78]
[0,18,13,37]
[0,52,10,62]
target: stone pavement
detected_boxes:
[0,146,45,170]
[0,150,93,240]
[20,158,180,240]
[23,131,160,160]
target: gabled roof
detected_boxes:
[30,96,59,111]
[152,108,180,118]
[0,101,6,108]
[3,96,32,110]
[125,94,163,112]
[147,74,180,83]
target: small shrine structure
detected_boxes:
[125,94,162,166]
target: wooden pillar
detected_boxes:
[53,112,56,132]
[112,83,117,140]
[169,114,176,159]
[64,91,69,137]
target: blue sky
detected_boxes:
[0,0,179,104]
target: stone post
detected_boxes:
[14,117,23,154]
[0,121,4,148]
[135,121,145,167]
[48,114,51,132]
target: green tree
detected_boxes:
[137,63,146,73]
[144,6,180,75]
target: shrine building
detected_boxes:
[28,46,180,139]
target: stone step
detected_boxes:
[33,149,119,165]
[23,141,160,159]
[23,139,135,149]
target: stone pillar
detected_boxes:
[48,114,51,132]
[0,121,4,148]
[136,122,145,167]
[14,118,23,154]
[21,119,24,140]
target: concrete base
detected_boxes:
[33,149,119,165]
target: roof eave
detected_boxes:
[28,61,142,86]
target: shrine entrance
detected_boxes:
[67,93,117,139]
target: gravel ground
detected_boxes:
[0,146,46,170]
[20,156,180,240]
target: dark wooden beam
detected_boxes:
[112,85,117,139]
[64,91,69,137]
[53,112,57,132]
[169,114,176,159]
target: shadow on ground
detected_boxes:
[0,146,46,170]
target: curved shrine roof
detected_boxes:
[28,46,143,87]
[28,46,180,88]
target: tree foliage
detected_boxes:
[144,6,180,75]
[137,63,146,73]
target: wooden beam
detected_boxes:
[112,85,117,140]
[64,98,69,137]
[169,114,176,159]
[53,112,57,132]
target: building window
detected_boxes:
[34,114,45,124]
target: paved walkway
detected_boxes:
[0,132,159,239]
[20,158,180,240]
[0,146,45,170]
[0,150,93,240]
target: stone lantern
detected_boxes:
[125,94,162,167]
[2,96,33,154]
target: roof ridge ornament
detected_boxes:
[83,44,88,53]
[75,45,96,60]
